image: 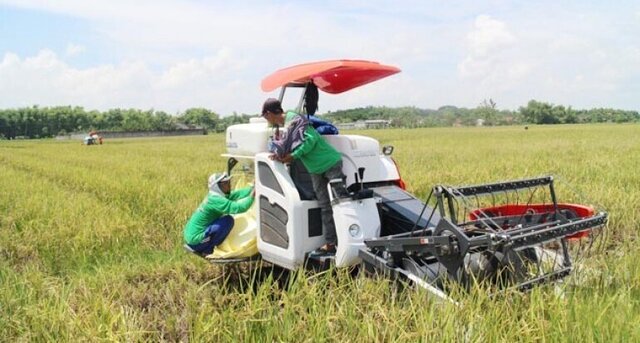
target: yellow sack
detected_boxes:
[207,173,258,259]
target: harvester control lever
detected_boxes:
[358,167,365,191]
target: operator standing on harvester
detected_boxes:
[261,98,344,255]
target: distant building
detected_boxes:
[364,119,391,128]
[336,119,391,130]
[175,123,203,130]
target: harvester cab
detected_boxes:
[194,59,607,301]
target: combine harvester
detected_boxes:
[190,60,607,300]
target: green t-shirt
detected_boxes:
[183,186,254,245]
[285,111,341,174]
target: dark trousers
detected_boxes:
[310,160,345,244]
[187,215,235,255]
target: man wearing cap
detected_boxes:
[183,173,255,255]
[261,98,343,254]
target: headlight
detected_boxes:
[349,224,361,237]
[382,145,394,155]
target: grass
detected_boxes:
[1,124,639,341]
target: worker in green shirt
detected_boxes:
[183,172,255,255]
[261,98,344,254]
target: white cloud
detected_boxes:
[455,14,535,107]
[0,1,639,112]
[157,48,239,89]
[65,43,85,57]
[0,0,442,66]
[458,15,519,79]
[0,49,258,114]
[0,48,415,115]
[466,15,515,58]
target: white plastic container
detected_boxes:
[225,121,270,157]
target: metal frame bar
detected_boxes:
[506,213,607,249]
[443,176,554,198]
[278,82,310,114]
[360,175,608,296]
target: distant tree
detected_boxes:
[121,109,154,131]
[153,111,176,131]
[104,109,125,130]
[520,100,559,124]
[0,100,637,140]
[180,108,219,130]
[563,106,578,123]
[474,99,498,126]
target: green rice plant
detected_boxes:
[1,123,639,341]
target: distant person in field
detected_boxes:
[183,172,255,255]
[261,97,344,255]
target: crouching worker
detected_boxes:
[183,173,255,256]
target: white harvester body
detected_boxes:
[225,118,397,269]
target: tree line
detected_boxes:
[0,106,253,139]
[324,99,639,128]
[1,100,638,139]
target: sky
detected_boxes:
[1,0,639,116]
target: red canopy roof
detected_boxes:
[261,59,401,94]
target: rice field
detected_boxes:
[1,124,639,341]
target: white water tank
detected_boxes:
[225,119,271,156]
